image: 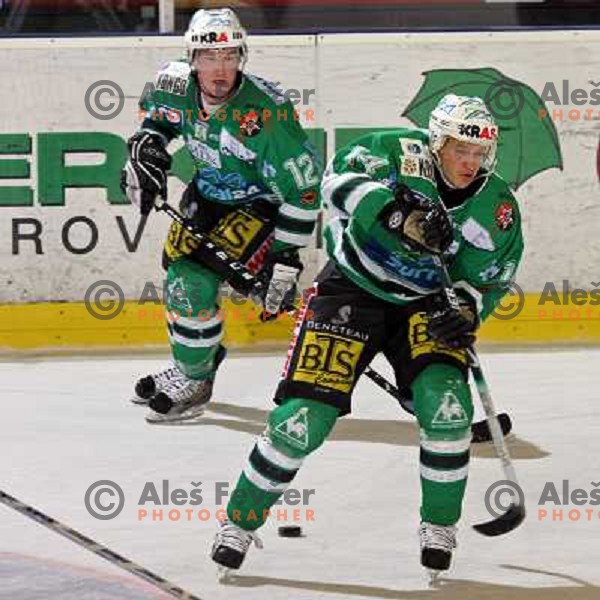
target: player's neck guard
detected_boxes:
[434,164,488,209]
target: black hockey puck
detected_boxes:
[278,525,303,538]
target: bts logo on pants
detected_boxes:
[292,332,364,393]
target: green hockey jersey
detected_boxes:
[322,128,523,321]
[139,60,321,251]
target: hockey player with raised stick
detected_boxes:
[210,95,523,577]
[121,8,321,423]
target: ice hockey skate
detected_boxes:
[211,518,263,576]
[130,364,183,405]
[419,522,456,583]
[145,373,215,424]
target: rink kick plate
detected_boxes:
[2,293,600,351]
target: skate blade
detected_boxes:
[145,407,206,425]
[217,565,234,583]
[130,396,150,406]
[426,569,444,587]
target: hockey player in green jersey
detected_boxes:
[121,8,321,423]
[211,94,523,576]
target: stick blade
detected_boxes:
[471,412,512,444]
[473,503,526,537]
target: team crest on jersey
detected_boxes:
[495,202,514,231]
[239,108,262,137]
[300,190,318,205]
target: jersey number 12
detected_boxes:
[284,153,318,190]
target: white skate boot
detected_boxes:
[419,521,457,582]
[130,364,183,405]
[211,518,263,575]
[145,374,214,424]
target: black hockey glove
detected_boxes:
[383,184,453,254]
[254,249,303,317]
[120,131,171,215]
[427,291,479,349]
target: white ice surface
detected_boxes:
[1,349,599,599]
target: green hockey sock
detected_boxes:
[412,363,473,525]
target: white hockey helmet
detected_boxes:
[184,8,248,66]
[429,94,498,174]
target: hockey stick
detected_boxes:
[0,489,204,600]
[433,255,525,536]
[153,197,261,297]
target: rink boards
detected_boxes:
[1,31,599,350]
